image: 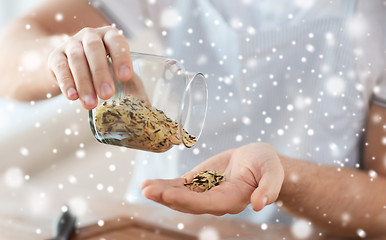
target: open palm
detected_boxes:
[141,142,284,216]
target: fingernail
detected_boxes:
[83,94,96,106]
[119,65,130,78]
[67,88,77,98]
[100,83,113,98]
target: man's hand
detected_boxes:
[48,26,133,110]
[141,142,284,216]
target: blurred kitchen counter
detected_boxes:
[0,158,340,240]
[0,186,316,240]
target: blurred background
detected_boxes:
[0,0,42,29]
[0,1,137,238]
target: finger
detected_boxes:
[141,178,186,203]
[141,178,209,212]
[49,51,78,100]
[181,149,234,180]
[65,42,97,110]
[141,178,185,191]
[162,183,246,215]
[142,183,204,215]
[250,166,284,211]
[82,32,114,100]
[103,28,133,81]
[142,178,246,215]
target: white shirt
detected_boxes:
[90,0,386,224]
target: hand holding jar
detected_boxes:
[48,26,133,110]
[48,26,208,153]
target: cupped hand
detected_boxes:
[48,26,133,110]
[141,142,284,216]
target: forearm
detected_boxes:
[0,0,110,102]
[0,18,63,101]
[278,155,386,238]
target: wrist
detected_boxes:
[277,154,296,202]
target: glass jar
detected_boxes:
[89,52,208,153]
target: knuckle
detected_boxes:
[102,25,118,32]
[78,27,93,35]
[104,29,123,42]
[52,61,68,73]
[66,47,84,59]
[48,49,64,65]
[58,75,73,85]
[106,25,119,32]
[83,37,103,49]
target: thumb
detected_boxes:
[250,168,284,211]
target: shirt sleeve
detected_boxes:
[369,3,386,108]
[372,76,386,108]
[372,20,386,108]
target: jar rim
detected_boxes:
[178,72,208,147]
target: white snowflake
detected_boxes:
[291,219,312,239]
[242,116,251,125]
[307,129,314,136]
[265,117,272,124]
[160,9,180,29]
[76,149,86,158]
[177,223,184,230]
[341,212,351,227]
[230,18,243,29]
[107,186,114,193]
[68,175,77,184]
[292,137,301,145]
[69,197,88,216]
[96,184,104,190]
[346,15,367,39]
[55,13,64,22]
[325,76,346,96]
[97,220,104,227]
[21,51,42,71]
[64,128,72,135]
[144,19,154,28]
[325,32,335,46]
[109,164,116,172]
[294,96,312,110]
[368,170,378,178]
[261,223,268,230]
[294,0,316,9]
[4,167,24,188]
[105,151,112,158]
[20,147,30,156]
[357,229,367,238]
[235,134,243,142]
[193,148,200,155]
[305,44,315,53]
[198,227,219,240]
